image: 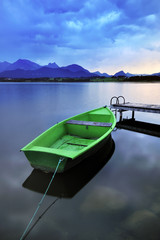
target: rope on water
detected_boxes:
[20,158,64,240]
[22,198,59,240]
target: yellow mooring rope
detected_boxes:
[20,158,63,240]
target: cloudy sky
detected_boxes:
[0,0,160,74]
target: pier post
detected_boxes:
[119,110,123,122]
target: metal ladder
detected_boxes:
[110,96,126,121]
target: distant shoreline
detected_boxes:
[0,75,160,83]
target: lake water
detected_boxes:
[1,82,160,240]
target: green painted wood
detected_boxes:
[21,106,116,173]
[30,146,77,158]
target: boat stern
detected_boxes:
[22,148,69,173]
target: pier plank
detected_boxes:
[111,102,160,114]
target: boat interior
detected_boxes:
[26,108,114,156]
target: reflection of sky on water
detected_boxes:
[125,210,160,240]
[0,82,160,239]
[77,130,160,239]
[81,186,128,212]
[112,131,160,203]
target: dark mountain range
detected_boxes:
[152,72,160,76]
[0,66,97,78]
[113,71,136,77]
[0,58,151,79]
[114,70,126,77]
[125,72,135,77]
[6,59,41,71]
[45,62,59,68]
[0,61,11,72]
[0,59,98,78]
[61,64,89,73]
[93,71,111,77]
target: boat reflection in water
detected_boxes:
[23,136,115,198]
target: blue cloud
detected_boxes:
[0,0,160,74]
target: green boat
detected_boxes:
[21,106,116,173]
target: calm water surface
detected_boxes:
[0,82,160,240]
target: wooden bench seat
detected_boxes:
[66,120,112,127]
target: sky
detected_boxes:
[0,0,160,75]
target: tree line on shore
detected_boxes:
[0,75,160,82]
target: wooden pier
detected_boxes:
[110,96,160,137]
[111,101,160,113]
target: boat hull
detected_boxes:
[24,134,112,173]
